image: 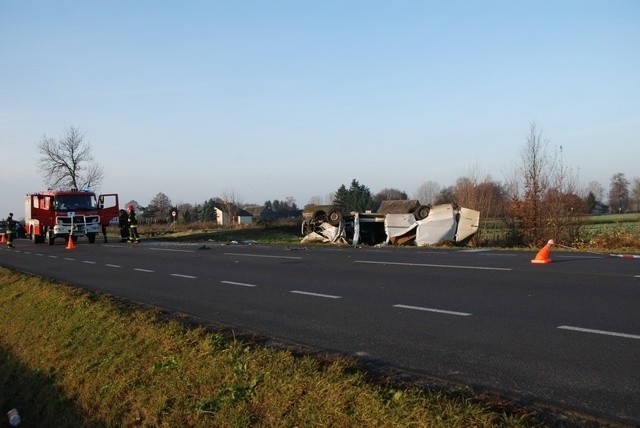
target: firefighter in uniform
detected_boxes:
[127,205,140,243]
[118,209,130,242]
[5,213,15,248]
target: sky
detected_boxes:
[2,1,639,217]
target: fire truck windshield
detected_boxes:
[53,195,98,211]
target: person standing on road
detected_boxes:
[118,209,129,242]
[5,213,15,248]
[127,205,140,243]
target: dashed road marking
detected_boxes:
[171,273,197,279]
[557,325,640,340]
[290,290,341,299]
[221,280,258,287]
[134,268,154,273]
[83,261,96,264]
[394,304,472,316]
[105,264,122,268]
[356,260,511,271]
[225,252,302,260]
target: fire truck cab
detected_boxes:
[25,189,119,245]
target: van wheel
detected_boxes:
[414,205,430,220]
[327,209,343,226]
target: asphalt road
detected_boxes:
[2,239,639,426]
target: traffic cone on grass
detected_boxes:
[66,234,76,250]
[531,239,554,264]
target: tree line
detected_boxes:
[37,124,640,247]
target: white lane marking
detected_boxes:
[105,264,122,268]
[64,258,75,261]
[558,325,640,340]
[394,304,472,317]
[221,280,258,288]
[149,247,195,253]
[171,274,197,279]
[356,260,511,271]
[35,253,44,256]
[290,290,341,299]
[49,255,58,259]
[134,268,154,273]
[83,261,96,264]
[225,252,302,260]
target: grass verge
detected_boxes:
[0,267,545,427]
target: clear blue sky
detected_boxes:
[2,1,639,216]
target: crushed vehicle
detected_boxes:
[24,189,119,244]
[301,200,480,246]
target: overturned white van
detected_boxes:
[301,201,480,247]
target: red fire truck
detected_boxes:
[24,189,119,245]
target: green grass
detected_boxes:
[475,213,640,250]
[0,268,547,427]
[132,214,640,251]
[137,221,302,244]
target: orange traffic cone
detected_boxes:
[0,234,6,244]
[66,235,76,250]
[531,239,554,264]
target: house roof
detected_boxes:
[376,199,420,214]
[235,208,253,217]
[244,205,279,220]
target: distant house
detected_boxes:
[244,205,277,223]
[236,208,253,225]
[591,201,609,215]
[214,207,254,225]
[214,207,229,225]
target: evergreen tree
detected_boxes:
[333,179,372,213]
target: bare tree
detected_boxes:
[307,193,334,205]
[372,188,408,201]
[544,145,584,243]
[218,189,244,226]
[514,121,552,245]
[507,122,583,246]
[631,177,640,212]
[453,175,507,218]
[608,173,630,213]
[147,192,173,222]
[585,180,605,202]
[412,180,441,206]
[37,126,104,190]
